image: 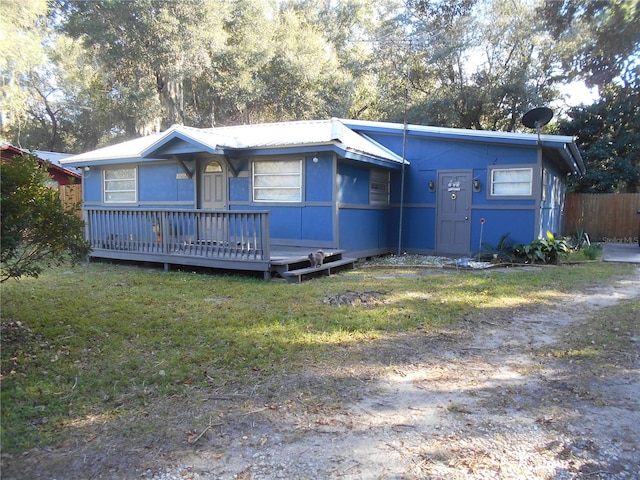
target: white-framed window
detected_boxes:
[490,167,533,197]
[104,167,137,203]
[252,160,302,202]
[370,169,390,206]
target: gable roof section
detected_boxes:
[60,118,584,175]
[1,144,81,179]
[341,119,585,175]
[58,133,171,165]
[61,119,406,169]
[33,150,80,176]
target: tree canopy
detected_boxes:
[1,0,638,191]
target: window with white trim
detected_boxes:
[490,167,533,196]
[104,168,137,203]
[370,169,390,205]
[252,160,302,202]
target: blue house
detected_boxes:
[61,118,584,280]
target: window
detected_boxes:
[541,168,548,202]
[370,169,390,206]
[104,168,137,203]
[490,168,533,196]
[205,161,222,172]
[252,160,302,202]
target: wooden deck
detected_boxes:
[84,208,356,281]
[270,248,357,283]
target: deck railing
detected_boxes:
[84,208,270,262]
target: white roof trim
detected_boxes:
[61,119,406,166]
[341,118,577,145]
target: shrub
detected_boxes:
[479,233,517,262]
[514,231,570,264]
[1,154,90,282]
[580,243,603,260]
[567,229,592,250]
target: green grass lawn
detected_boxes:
[1,260,635,450]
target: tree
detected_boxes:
[0,154,90,282]
[254,4,352,122]
[561,79,640,193]
[541,1,640,192]
[0,0,49,138]
[60,0,228,134]
[399,0,559,130]
[538,0,640,89]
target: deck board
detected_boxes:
[88,245,352,280]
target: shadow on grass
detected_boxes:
[1,262,637,478]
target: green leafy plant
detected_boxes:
[0,154,90,282]
[575,243,603,261]
[582,243,603,260]
[567,228,593,250]
[479,233,517,262]
[514,231,570,264]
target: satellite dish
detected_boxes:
[522,107,553,130]
[522,107,553,144]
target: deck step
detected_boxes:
[270,249,346,266]
[281,257,357,283]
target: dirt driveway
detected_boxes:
[4,267,639,480]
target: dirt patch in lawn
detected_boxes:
[322,290,387,307]
[2,268,639,480]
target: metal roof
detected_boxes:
[59,133,169,163]
[341,119,585,175]
[61,119,406,167]
[60,118,584,175]
[33,150,81,176]
[1,144,81,178]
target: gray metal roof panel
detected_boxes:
[61,119,406,166]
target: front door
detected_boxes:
[199,160,227,244]
[435,170,472,255]
[200,160,227,210]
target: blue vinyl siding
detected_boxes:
[337,160,394,254]
[539,160,566,237]
[471,208,536,251]
[237,204,334,244]
[139,163,194,203]
[378,135,543,253]
[337,162,369,204]
[400,206,436,252]
[269,207,302,239]
[82,168,103,203]
[301,206,333,241]
[228,158,250,203]
[305,154,333,202]
[229,176,250,203]
[85,163,195,207]
[339,209,389,253]
[227,155,335,245]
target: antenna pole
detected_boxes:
[397,40,411,257]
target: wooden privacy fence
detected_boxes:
[565,193,640,243]
[59,184,82,215]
